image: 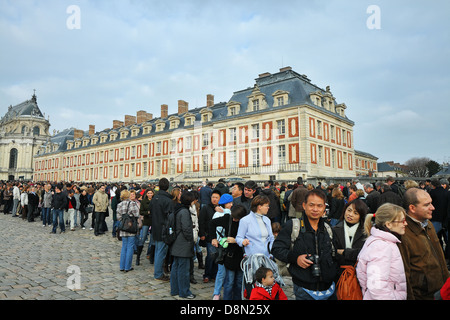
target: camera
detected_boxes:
[218,237,228,248]
[307,254,321,278]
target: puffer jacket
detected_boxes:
[356,227,407,300]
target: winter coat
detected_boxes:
[260,188,281,220]
[51,192,67,210]
[43,191,53,208]
[139,196,152,226]
[329,197,345,220]
[236,211,274,257]
[332,220,366,268]
[378,190,402,207]
[116,199,140,237]
[365,190,380,213]
[397,215,449,300]
[429,186,449,224]
[208,214,244,271]
[272,216,338,291]
[356,227,407,300]
[198,203,218,242]
[249,282,288,300]
[170,204,194,258]
[149,190,174,241]
[93,190,109,213]
[232,194,252,214]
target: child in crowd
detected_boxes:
[211,193,233,300]
[250,267,288,300]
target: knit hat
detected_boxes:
[218,193,233,205]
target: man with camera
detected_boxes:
[272,189,338,300]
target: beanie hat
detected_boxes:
[218,193,233,205]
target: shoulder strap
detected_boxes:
[291,218,300,245]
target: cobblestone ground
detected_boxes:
[0,213,294,300]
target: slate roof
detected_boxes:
[1,94,44,124]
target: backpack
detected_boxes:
[396,184,406,199]
[161,208,178,246]
[276,218,301,276]
[336,263,363,300]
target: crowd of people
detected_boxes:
[1,175,449,300]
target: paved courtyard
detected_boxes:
[0,213,294,300]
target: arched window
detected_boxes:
[9,148,18,169]
[21,126,27,134]
[33,126,40,136]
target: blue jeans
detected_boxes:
[153,240,168,279]
[42,207,52,226]
[204,242,218,280]
[12,199,19,216]
[120,236,136,271]
[138,225,150,247]
[223,268,243,300]
[170,256,192,297]
[52,209,65,233]
[293,283,337,300]
[213,263,226,296]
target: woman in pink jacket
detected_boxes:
[356,203,407,300]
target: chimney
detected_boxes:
[124,115,136,127]
[258,72,271,78]
[178,100,189,115]
[74,129,84,139]
[161,104,168,119]
[279,66,292,72]
[146,113,153,121]
[206,94,214,107]
[89,125,95,136]
[136,110,148,124]
[113,120,124,129]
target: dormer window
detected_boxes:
[310,91,323,107]
[247,85,267,112]
[100,134,108,143]
[183,113,195,127]
[200,108,213,123]
[119,129,129,139]
[155,119,166,132]
[91,137,98,145]
[130,127,139,137]
[169,116,180,130]
[272,90,289,107]
[109,132,118,141]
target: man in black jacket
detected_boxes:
[198,190,221,282]
[272,189,338,300]
[51,184,67,234]
[150,178,174,281]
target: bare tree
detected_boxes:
[404,157,430,177]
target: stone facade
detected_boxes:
[0,94,50,181]
[32,67,377,183]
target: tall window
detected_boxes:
[9,148,18,169]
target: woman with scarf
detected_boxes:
[332,199,368,271]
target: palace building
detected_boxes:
[32,67,378,183]
[0,93,50,181]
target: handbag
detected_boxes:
[213,218,232,265]
[118,202,138,234]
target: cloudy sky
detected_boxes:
[1,0,449,164]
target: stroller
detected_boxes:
[240,254,286,300]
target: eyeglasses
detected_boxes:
[392,219,407,224]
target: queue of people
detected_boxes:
[1,175,449,300]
